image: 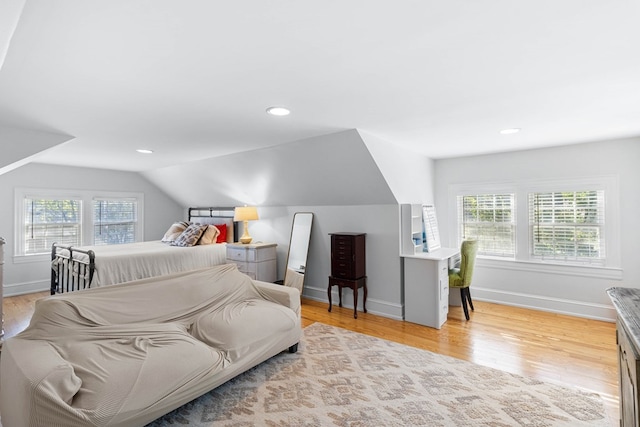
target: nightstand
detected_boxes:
[226,242,277,282]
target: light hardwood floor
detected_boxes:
[2,291,620,420]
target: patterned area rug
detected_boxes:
[148,323,612,427]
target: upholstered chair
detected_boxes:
[449,240,479,320]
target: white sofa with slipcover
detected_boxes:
[0,264,301,426]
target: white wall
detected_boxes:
[360,130,435,204]
[0,163,183,295]
[434,137,640,320]
[246,204,403,319]
[142,129,398,207]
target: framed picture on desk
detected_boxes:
[422,204,441,252]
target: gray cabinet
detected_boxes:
[1,237,5,346]
[619,320,639,425]
[226,242,277,282]
[607,287,640,426]
[403,248,458,329]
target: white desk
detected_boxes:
[402,247,460,329]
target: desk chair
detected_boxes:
[449,240,479,320]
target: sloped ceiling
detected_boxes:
[0,0,76,175]
[142,130,398,207]
[0,125,75,175]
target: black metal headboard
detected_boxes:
[188,207,238,242]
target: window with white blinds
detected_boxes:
[450,176,618,270]
[529,190,605,264]
[23,198,82,254]
[92,198,138,245]
[16,189,144,257]
[457,193,515,258]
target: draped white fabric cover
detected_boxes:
[0,265,301,427]
[284,267,305,293]
[56,240,228,287]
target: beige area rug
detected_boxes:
[147,323,613,427]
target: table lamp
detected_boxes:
[234,206,259,244]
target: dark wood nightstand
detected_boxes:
[328,232,367,318]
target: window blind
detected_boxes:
[92,198,137,245]
[529,190,605,264]
[457,193,515,258]
[24,198,81,254]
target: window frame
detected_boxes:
[448,175,620,273]
[457,193,516,259]
[18,193,84,257]
[92,197,140,246]
[14,188,144,262]
[528,189,605,265]
[518,176,619,268]
[449,181,518,261]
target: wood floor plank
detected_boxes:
[1,291,619,421]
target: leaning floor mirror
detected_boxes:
[283,212,314,293]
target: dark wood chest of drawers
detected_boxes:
[328,232,367,318]
[330,233,366,279]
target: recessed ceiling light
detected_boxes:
[500,128,521,135]
[136,149,154,154]
[266,106,290,116]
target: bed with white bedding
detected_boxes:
[53,241,227,288]
[50,207,236,293]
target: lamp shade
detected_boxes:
[234,206,259,222]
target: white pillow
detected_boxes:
[161,221,189,243]
[198,225,220,245]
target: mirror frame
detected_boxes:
[283,212,314,293]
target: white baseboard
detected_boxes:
[3,280,49,297]
[470,287,616,322]
[303,285,403,320]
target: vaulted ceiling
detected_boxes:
[1,0,639,172]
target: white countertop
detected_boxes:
[401,247,459,261]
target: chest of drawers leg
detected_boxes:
[328,276,367,319]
